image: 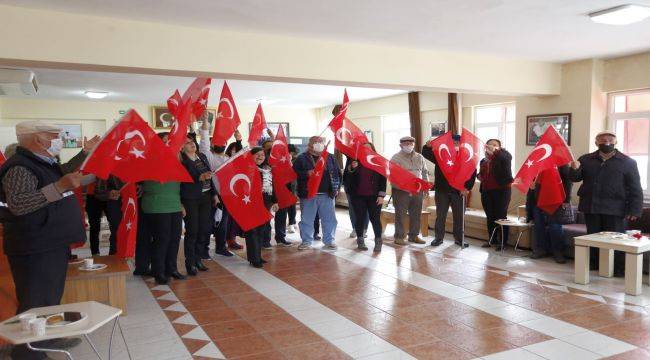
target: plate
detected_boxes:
[45,312,87,328]
[68,259,84,265]
[600,231,622,235]
[78,264,107,271]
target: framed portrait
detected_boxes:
[430,122,447,138]
[526,113,571,145]
[59,124,82,148]
[248,122,290,141]
[152,106,217,130]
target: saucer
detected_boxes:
[78,264,107,271]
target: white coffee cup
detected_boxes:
[83,258,94,269]
[18,313,36,332]
[626,230,641,236]
[29,318,46,337]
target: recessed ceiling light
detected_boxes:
[589,4,650,25]
[85,91,108,99]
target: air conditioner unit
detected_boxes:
[0,68,38,96]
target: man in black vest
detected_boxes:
[0,121,99,359]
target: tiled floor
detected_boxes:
[8,209,650,359]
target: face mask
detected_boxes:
[401,145,414,153]
[45,138,63,157]
[313,143,325,152]
[598,144,615,154]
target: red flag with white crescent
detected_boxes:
[268,125,297,208]
[450,128,482,191]
[328,89,350,128]
[307,147,329,199]
[513,126,573,193]
[428,132,458,185]
[248,103,267,146]
[212,81,241,146]
[81,109,192,183]
[536,166,566,215]
[167,89,182,117]
[215,149,272,231]
[116,183,138,258]
[167,78,211,152]
[357,146,431,195]
[329,118,368,159]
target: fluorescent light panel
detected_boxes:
[85,90,108,99]
[589,4,650,25]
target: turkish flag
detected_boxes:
[0,150,6,166]
[329,118,368,158]
[274,181,298,209]
[307,147,329,199]
[328,89,350,128]
[513,126,573,193]
[248,103,267,145]
[116,183,138,258]
[357,146,430,194]
[268,125,296,184]
[428,132,457,183]
[212,81,241,146]
[536,166,566,215]
[215,149,273,231]
[81,110,192,183]
[167,78,211,152]
[451,128,482,191]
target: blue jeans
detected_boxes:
[532,206,565,255]
[299,194,338,245]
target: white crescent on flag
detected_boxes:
[462,143,474,162]
[229,174,251,197]
[531,144,552,163]
[335,128,353,146]
[124,197,136,229]
[218,98,235,119]
[366,154,382,168]
[115,130,147,160]
[438,144,452,160]
[270,140,285,160]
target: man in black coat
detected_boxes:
[569,131,643,276]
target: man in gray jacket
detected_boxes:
[390,136,429,245]
[569,131,643,276]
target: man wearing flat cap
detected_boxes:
[569,131,643,276]
[0,121,99,359]
[390,136,429,245]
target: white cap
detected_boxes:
[15,121,62,136]
[596,130,616,138]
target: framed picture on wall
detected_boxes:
[526,113,571,145]
[248,122,290,141]
[59,124,82,148]
[152,106,217,130]
[430,122,447,138]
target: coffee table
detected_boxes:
[574,233,650,296]
[0,301,127,359]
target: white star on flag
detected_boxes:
[314,171,320,177]
[126,222,132,230]
[446,160,454,167]
[242,195,251,204]
[130,148,145,159]
[526,160,534,168]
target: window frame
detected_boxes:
[381,112,411,158]
[472,102,516,170]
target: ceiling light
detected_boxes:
[589,4,650,25]
[85,91,108,99]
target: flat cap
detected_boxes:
[596,131,616,138]
[15,121,61,136]
[399,136,415,142]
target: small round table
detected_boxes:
[488,219,532,254]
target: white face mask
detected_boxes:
[312,142,325,153]
[401,145,414,153]
[42,137,63,157]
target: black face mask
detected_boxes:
[598,144,615,154]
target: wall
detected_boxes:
[604,52,650,93]
[0,97,318,161]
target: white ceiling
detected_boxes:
[2,0,650,62]
[6,68,405,107]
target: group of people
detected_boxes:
[0,116,645,359]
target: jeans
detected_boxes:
[182,193,212,265]
[146,212,183,277]
[531,206,565,255]
[299,194,337,245]
[392,188,424,240]
[481,188,511,246]
[351,195,382,238]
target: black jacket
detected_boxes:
[293,151,341,199]
[180,152,216,200]
[343,157,387,198]
[569,150,643,217]
[526,165,573,219]
[422,144,476,193]
[478,149,513,192]
[94,175,125,202]
[0,147,87,255]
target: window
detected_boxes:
[609,91,650,191]
[473,103,516,168]
[382,113,411,157]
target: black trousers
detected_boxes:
[105,199,123,255]
[585,213,626,273]
[145,212,182,277]
[481,188,511,245]
[288,203,297,225]
[182,193,212,265]
[85,195,106,255]
[434,190,464,242]
[314,213,320,237]
[351,195,382,238]
[212,205,229,252]
[134,204,152,273]
[262,222,272,247]
[275,207,288,243]
[245,224,265,265]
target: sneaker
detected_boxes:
[408,236,426,244]
[394,238,408,245]
[349,231,357,238]
[287,225,296,234]
[278,240,293,247]
[262,244,272,250]
[323,243,338,250]
[297,243,311,250]
[216,249,234,257]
